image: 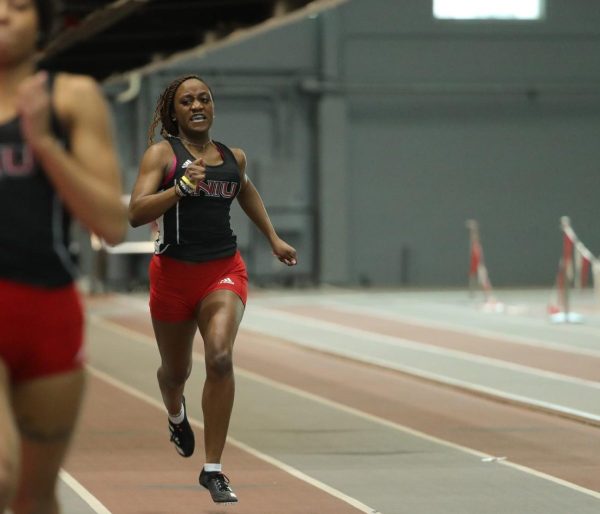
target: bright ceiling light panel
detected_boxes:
[434,0,544,20]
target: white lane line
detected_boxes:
[86,364,377,514]
[315,299,600,359]
[258,291,600,340]
[89,315,600,501]
[329,299,600,357]
[59,470,112,514]
[105,292,600,358]
[247,325,600,425]
[98,297,600,422]
[245,306,600,424]
[107,292,600,358]
[248,305,600,390]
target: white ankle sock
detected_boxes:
[168,403,185,424]
[203,463,222,473]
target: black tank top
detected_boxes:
[0,75,75,288]
[156,137,241,262]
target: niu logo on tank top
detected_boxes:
[181,159,237,198]
[0,144,35,178]
[194,180,237,198]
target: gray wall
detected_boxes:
[339,0,600,287]
[106,0,600,287]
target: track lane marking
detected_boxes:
[247,305,600,390]
[315,299,600,359]
[59,470,112,514]
[89,314,600,501]
[86,363,377,513]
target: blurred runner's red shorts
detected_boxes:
[0,279,85,383]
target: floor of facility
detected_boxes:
[57,287,600,513]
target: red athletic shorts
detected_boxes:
[149,251,248,322]
[0,279,85,383]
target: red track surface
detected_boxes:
[63,295,600,512]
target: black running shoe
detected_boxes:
[199,469,238,503]
[168,396,195,457]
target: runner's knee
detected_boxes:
[205,350,233,379]
[157,364,191,388]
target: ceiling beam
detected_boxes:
[103,0,348,84]
[44,0,153,57]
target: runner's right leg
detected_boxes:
[0,360,19,510]
[152,318,197,457]
[10,368,85,514]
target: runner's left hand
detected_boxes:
[272,238,297,266]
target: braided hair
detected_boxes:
[147,74,212,146]
[34,0,61,49]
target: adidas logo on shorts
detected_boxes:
[219,277,234,285]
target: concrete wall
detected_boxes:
[105,0,600,287]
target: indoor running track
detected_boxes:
[57,289,600,514]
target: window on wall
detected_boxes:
[433,0,545,20]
